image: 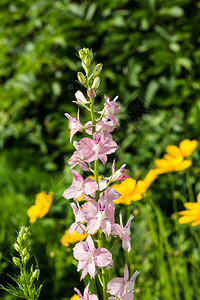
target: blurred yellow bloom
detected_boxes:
[178,193,200,226]
[154,139,197,174]
[60,229,87,247]
[112,178,143,205]
[166,139,197,158]
[70,294,78,300]
[112,169,158,205]
[27,192,53,223]
[154,154,192,174]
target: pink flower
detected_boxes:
[73,235,113,280]
[77,132,118,165]
[64,110,83,142]
[68,142,91,171]
[73,90,89,107]
[110,159,129,182]
[62,169,98,200]
[85,118,116,138]
[74,283,98,300]
[107,264,139,300]
[69,202,86,235]
[100,187,121,207]
[112,212,134,252]
[104,95,119,124]
[83,199,115,236]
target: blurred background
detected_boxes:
[0,0,200,299]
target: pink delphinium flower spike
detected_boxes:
[74,283,99,300]
[107,264,139,300]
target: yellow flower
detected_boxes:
[70,294,78,300]
[112,170,159,205]
[166,139,197,158]
[178,193,200,226]
[27,192,53,223]
[112,178,142,205]
[140,169,159,190]
[154,154,192,174]
[60,229,87,247]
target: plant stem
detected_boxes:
[185,170,194,202]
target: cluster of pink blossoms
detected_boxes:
[63,48,139,300]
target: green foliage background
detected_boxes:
[0,0,200,299]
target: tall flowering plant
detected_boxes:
[63,48,139,300]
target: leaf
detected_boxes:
[145,80,159,108]
[158,6,184,18]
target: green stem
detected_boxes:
[98,231,108,300]
[185,170,194,202]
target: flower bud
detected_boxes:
[31,269,40,281]
[24,253,31,264]
[77,72,86,85]
[92,77,100,90]
[22,248,28,257]
[87,88,96,99]
[14,243,20,252]
[93,63,103,77]
[13,257,21,267]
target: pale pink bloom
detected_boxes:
[100,187,121,207]
[69,202,86,235]
[83,199,115,236]
[112,212,134,252]
[104,95,119,124]
[68,142,91,171]
[73,235,112,280]
[110,159,129,182]
[85,118,116,138]
[107,264,139,300]
[77,132,118,165]
[74,90,89,107]
[62,169,98,200]
[64,110,83,142]
[74,283,98,300]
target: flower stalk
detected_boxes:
[63,47,139,300]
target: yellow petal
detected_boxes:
[70,295,79,300]
[176,160,192,171]
[166,145,181,157]
[191,218,200,226]
[60,229,87,246]
[178,215,197,224]
[197,193,200,203]
[179,139,198,157]
[184,202,200,210]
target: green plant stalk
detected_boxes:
[185,170,194,202]
[98,230,108,300]
[90,93,107,299]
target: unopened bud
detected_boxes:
[85,56,91,67]
[77,72,86,85]
[78,49,86,61]
[13,257,21,267]
[24,253,31,263]
[92,77,100,90]
[22,248,28,257]
[14,243,20,252]
[93,63,103,77]
[31,269,40,281]
[87,88,96,99]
